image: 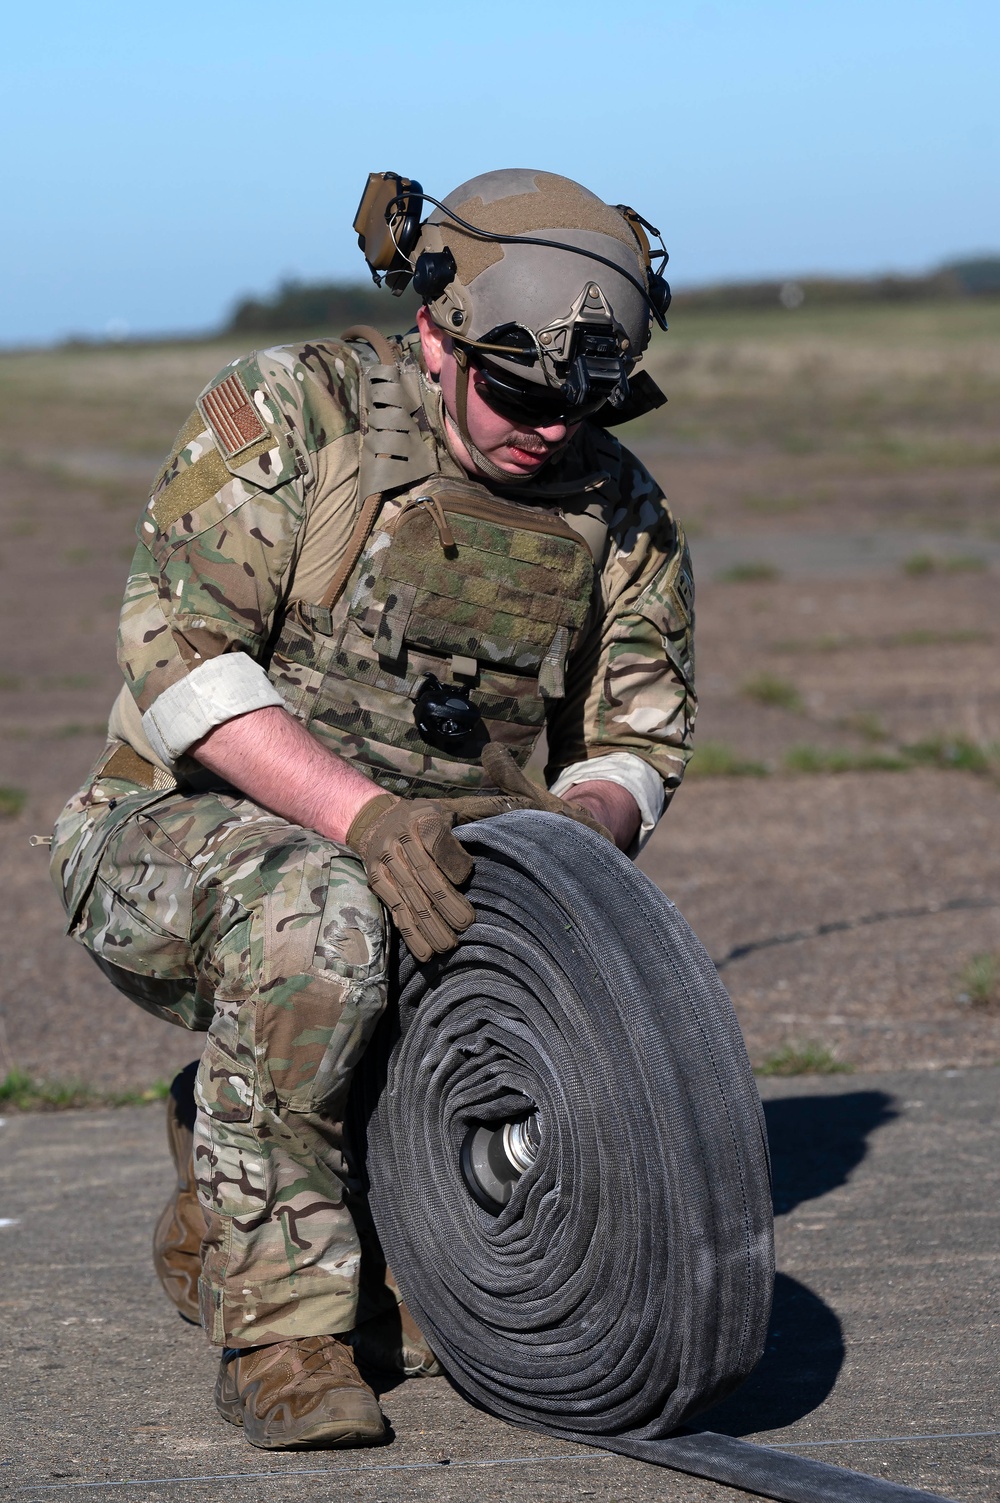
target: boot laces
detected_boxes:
[295,1334,352,1378]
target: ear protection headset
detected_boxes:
[352,171,672,327]
[353,172,427,294]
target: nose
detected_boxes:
[534,419,571,442]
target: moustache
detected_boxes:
[506,432,558,455]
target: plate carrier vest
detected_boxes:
[266,331,613,798]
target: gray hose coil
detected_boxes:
[357,812,953,1503]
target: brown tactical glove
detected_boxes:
[346,794,478,963]
[347,751,612,961]
[475,743,615,844]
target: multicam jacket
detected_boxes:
[110,331,696,825]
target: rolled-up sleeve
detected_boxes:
[548,750,665,853]
[142,652,287,763]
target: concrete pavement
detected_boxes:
[1,1067,997,1502]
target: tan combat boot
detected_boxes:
[152,1062,207,1325]
[153,1065,439,1382]
[349,1301,442,1378]
[215,1335,386,1449]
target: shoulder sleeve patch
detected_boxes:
[199,371,267,459]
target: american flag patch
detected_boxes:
[200,372,267,458]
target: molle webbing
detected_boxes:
[319,335,443,612]
[266,340,602,799]
[267,479,596,798]
[348,330,440,505]
[349,480,594,684]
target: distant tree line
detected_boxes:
[223,257,1000,335]
[227,278,420,335]
[672,257,1000,313]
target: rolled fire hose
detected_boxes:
[356,812,952,1503]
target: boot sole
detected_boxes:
[242,1420,386,1450]
[216,1371,385,1449]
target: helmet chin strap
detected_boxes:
[452,347,534,488]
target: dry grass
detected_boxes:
[755,1042,854,1077]
[956,953,1000,1009]
[2,299,998,492]
[741,673,803,711]
[630,300,1000,469]
[0,1069,169,1111]
[685,742,769,778]
[0,787,26,817]
[0,339,252,503]
[1,301,998,1085]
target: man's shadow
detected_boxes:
[696,1090,898,1436]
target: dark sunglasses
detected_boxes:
[471,360,611,427]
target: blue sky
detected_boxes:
[1,0,997,344]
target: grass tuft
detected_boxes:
[956,953,1000,1009]
[741,672,804,711]
[784,745,910,774]
[903,552,936,576]
[884,628,990,648]
[0,1070,170,1112]
[687,741,770,778]
[718,561,781,583]
[756,1043,853,1077]
[770,628,991,654]
[840,711,888,742]
[903,552,989,577]
[0,786,27,817]
[905,736,1000,777]
[685,734,1000,782]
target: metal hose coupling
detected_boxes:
[460,1113,540,1214]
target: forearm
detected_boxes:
[562,781,640,852]
[193,705,641,852]
[191,704,382,844]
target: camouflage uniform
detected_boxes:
[50,330,695,1347]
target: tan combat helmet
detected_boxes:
[354,168,670,481]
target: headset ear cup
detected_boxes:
[396,180,424,260]
[354,171,424,283]
[649,274,672,319]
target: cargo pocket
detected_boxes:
[50,780,177,935]
[257,849,388,1116]
[194,1037,264,1220]
[81,878,196,981]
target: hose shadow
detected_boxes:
[694,1272,844,1435]
[763,1090,898,1215]
[700,1090,899,1433]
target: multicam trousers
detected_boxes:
[50,747,390,1347]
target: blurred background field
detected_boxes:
[0,293,998,1099]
